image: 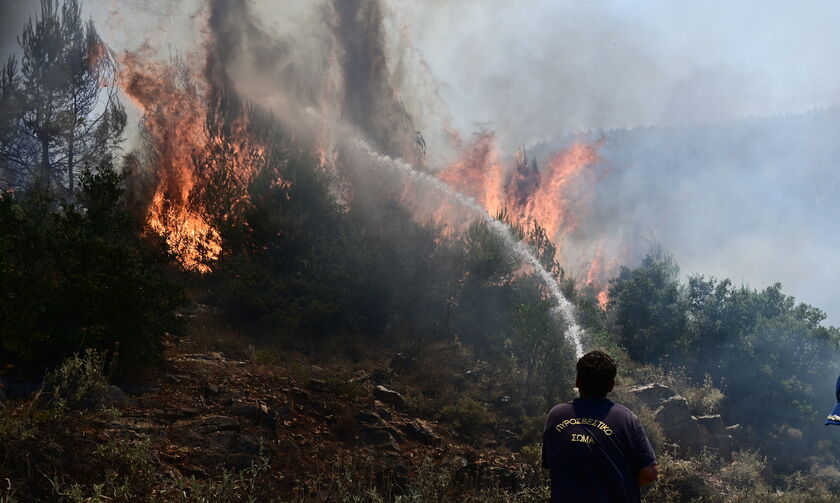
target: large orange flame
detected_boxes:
[438,131,506,216]
[119,52,262,273]
[438,133,616,304]
[518,143,599,240]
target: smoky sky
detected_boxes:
[391,0,840,148]
[0,0,36,58]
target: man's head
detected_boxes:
[576,351,617,398]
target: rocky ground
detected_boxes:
[0,334,544,501]
[0,306,752,501]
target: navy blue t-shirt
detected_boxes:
[542,398,656,503]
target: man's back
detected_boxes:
[542,397,656,503]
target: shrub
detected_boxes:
[0,165,184,372]
[440,398,491,444]
[42,349,109,410]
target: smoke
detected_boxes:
[0,1,37,58]
[389,0,840,148]
[575,111,840,324]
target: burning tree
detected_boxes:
[0,0,126,195]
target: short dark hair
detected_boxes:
[576,351,617,397]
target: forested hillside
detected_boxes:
[2,1,840,502]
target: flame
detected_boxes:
[438,131,505,216]
[437,133,617,297]
[119,52,262,272]
[585,245,614,308]
[518,143,599,240]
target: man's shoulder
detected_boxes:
[606,401,643,425]
[609,402,634,415]
[547,401,575,415]
[545,401,575,423]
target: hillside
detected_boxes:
[2,298,840,502]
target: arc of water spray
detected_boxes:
[347,138,585,358]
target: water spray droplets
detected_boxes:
[348,138,585,358]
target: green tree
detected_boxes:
[0,164,184,371]
[0,0,125,195]
[209,146,354,334]
[607,248,687,363]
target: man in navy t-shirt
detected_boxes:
[542,351,658,502]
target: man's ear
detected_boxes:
[608,379,615,393]
[575,377,581,389]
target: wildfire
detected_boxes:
[438,132,616,304]
[519,143,599,240]
[119,52,262,273]
[438,131,506,216]
[585,245,615,308]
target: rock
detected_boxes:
[450,456,469,470]
[402,418,441,446]
[307,378,330,392]
[374,401,392,420]
[289,387,309,403]
[175,353,226,364]
[349,371,370,384]
[230,402,276,427]
[485,464,521,489]
[695,414,727,437]
[654,396,704,454]
[373,385,407,410]
[654,396,693,429]
[172,415,240,435]
[163,374,182,384]
[696,415,734,456]
[356,410,384,425]
[106,417,156,440]
[206,430,260,468]
[631,383,740,455]
[629,383,677,409]
[358,424,401,451]
[168,415,258,470]
[82,385,129,409]
[370,369,390,384]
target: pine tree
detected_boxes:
[0,0,125,195]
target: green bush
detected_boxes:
[440,398,491,444]
[0,165,184,372]
[42,349,109,410]
[608,249,840,471]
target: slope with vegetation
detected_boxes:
[2,1,840,502]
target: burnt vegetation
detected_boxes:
[2,1,840,502]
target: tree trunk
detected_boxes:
[40,135,50,191]
[67,138,74,197]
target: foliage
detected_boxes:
[440,397,491,444]
[42,348,109,409]
[202,127,578,413]
[0,0,125,194]
[208,147,355,335]
[608,247,687,363]
[608,249,840,471]
[0,164,184,371]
